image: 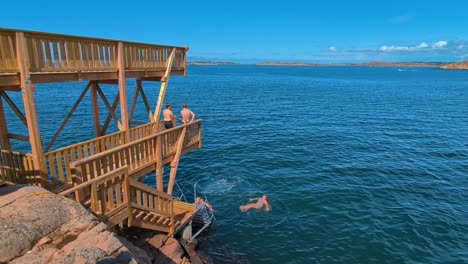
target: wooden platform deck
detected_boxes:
[0,28,187,87]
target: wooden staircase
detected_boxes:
[60,166,195,236]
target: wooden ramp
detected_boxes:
[60,166,195,236]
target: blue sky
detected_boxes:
[2,0,468,63]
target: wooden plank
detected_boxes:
[135,211,145,220]
[117,42,130,143]
[32,38,43,70]
[90,82,101,137]
[44,39,52,68]
[16,32,48,188]
[0,94,11,149]
[91,183,98,212]
[167,127,186,195]
[99,183,107,214]
[115,177,122,206]
[105,180,114,210]
[1,90,27,127]
[52,41,60,68]
[59,40,68,68]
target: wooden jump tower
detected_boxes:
[0,28,202,236]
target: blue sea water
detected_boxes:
[6,65,468,263]
[169,65,468,264]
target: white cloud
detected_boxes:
[432,41,448,48]
[379,45,409,52]
[328,46,337,52]
[379,40,453,53]
[417,42,429,48]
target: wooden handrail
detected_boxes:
[59,166,128,197]
[0,149,36,185]
[70,120,201,185]
[74,120,200,167]
[0,28,187,76]
[43,120,165,186]
[60,166,128,217]
[128,177,174,218]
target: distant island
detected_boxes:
[187,60,468,69]
[187,61,237,65]
[257,61,447,67]
[440,60,468,69]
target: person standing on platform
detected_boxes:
[180,103,195,124]
[163,103,180,129]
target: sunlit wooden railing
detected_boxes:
[129,120,165,141]
[0,28,187,77]
[71,120,202,183]
[60,166,128,219]
[0,149,36,185]
[60,165,179,234]
[0,30,16,73]
[44,120,168,186]
[44,131,125,185]
[127,177,175,232]
[123,42,186,70]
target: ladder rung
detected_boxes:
[135,211,145,219]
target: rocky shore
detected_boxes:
[0,184,207,264]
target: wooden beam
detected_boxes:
[1,90,27,127]
[96,85,121,131]
[129,79,141,125]
[117,42,130,143]
[16,32,48,187]
[138,82,154,122]
[100,91,120,135]
[7,133,29,142]
[90,81,101,137]
[44,82,91,152]
[167,127,186,195]
[153,48,176,128]
[155,136,163,192]
[0,94,11,149]
[0,85,21,92]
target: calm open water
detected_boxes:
[7,65,468,263]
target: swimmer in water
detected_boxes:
[195,197,213,212]
[240,194,270,212]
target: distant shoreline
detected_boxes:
[187,60,468,69]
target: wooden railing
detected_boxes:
[129,120,165,141]
[123,42,185,70]
[0,28,187,80]
[61,165,178,234]
[71,120,202,183]
[0,30,16,73]
[44,120,170,186]
[60,166,128,219]
[0,150,36,185]
[127,177,175,233]
[44,130,125,185]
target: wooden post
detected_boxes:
[167,127,186,195]
[16,32,48,188]
[153,48,176,126]
[90,81,101,137]
[155,134,163,191]
[117,42,130,143]
[0,95,11,149]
